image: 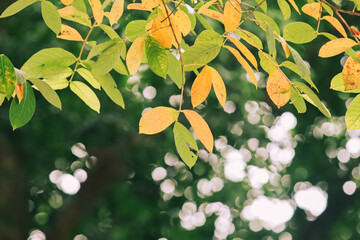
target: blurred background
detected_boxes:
[1,0,360,240]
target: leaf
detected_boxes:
[28,78,62,109]
[290,85,306,113]
[330,72,360,93]
[58,6,91,27]
[167,52,182,89]
[41,1,61,35]
[44,78,69,90]
[93,41,122,76]
[114,58,129,76]
[227,36,258,70]
[12,83,23,103]
[109,0,124,26]
[277,0,291,20]
[266,69,291,108]
[210,66,226,108]
[61,0,73,4]
[72,0,87,13]
[201,9,224,23]
[278,35,290,58]
[88,0,104,24]
[191,66,212,107]
[293,81,331,118]
[175,10,191,36]
[145,36,168,78]
[141,0,158,10]
[281,60,317,91]
[266,23,276,58]
[126,36,146,75]
[125,20,147,42]
[173,122,198,169]
[253,11,280,34]
[258,51,277,74]
[198,0,217,14]
[196,13,214,31]
[139,107,179,134]
[286,0,300,14]
[182,110,213,153]
[283,22,317,44]
[289,46,310,77]
[255,0,267,13]
[346,94,360,129]
[97,74,124,108]
[70,81,100,112]
[223,0,242,32]
[319,38,357,58]
[234,29,263,49]
[342,53,360,90]
[57,24,83,41]
[321,16,347,38]
[15,68,26,84]
[225,46,257,88]
[0,54,16,99]
[0,0,39,18]
[0,94,5,106]
[302,2,321,20]
[9,81,36,129]
[99,24,121,40]
[76,68,100,89]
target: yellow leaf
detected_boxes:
[287,0,300,14]
[266,69,291,108]
[202,9,224,22]
[227,36,258,70]
[224,46,257,88]
[139,107,178,134]
[342,52,360,90]
[127,3,147,10]
[191,65,212,107]
[278,35,290,58]
[182,110,214,153]
[109,0,124,26]
[301,3,321,20]
[126,36,146,75]
[141,0,159,11]
[175,10,191,36]
[209,66,226,108]
[57,24,84,41]
[318,38,357,58]
[61,0,73,5]
[12,83,23,103]
[88,0,104,24]
[322,16,347,38]
[58,6,74,16]
[198,0,217,14]
[223,0,242,32]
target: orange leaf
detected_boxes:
[57,24,83,41]
[227,36,258,70]
[224,46,257,88]
[58,6,74,16]
[352,26,360,39]
[302,3,321,20]
[12,83,23,103]
[287,0,300,14]
[198,0,217,14]
[266,69,291,108]
[141,0,159,10]
[139,107,179,134]
[88,0,104,24]
[175,10,191,36]
[342,52,360,90]
[278,35,290,58]
[109,0,124,26]
[60,0,73,5]
[209,66,226,108]
[202,9,224,22]
[126,36,146,75]
[322,16,347,38]
[191,66,212,107]
[223,0,242,32]
[182,110,214,153]
[318,38,357,58]
[127,3,147,10]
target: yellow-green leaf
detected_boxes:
[346,94,360,130]
[0,54,16,99]
[70,81,100,112]
[173,122,198,169]
[29,78,62,109]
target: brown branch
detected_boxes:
[240,0,266,24]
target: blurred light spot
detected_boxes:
[343,181,356,195]
[185,4,195,14]
[346,138,360,155]
[35,212,48,225]
[231,121,243,136]
[169,94,182,107]
[143,86,157,100]
[164,152,179,166]
[141,107,152,115]
[248,113,261,124]
[28,230,46,240]
[127,75,140,84]
[160,179,175,194]
[74,169,87,183]
[337,148,350,163]
[197,179,212,196]
[248,138,259,151]
[245,101,259,113]
[268,126,288,142]
[158,238,168,240]
[279,112,297,130]
[49,170,63,184]
[224,101,236,114]
[152,167,167,181]
[74,234,88,240]
[294,186,327,217]
[215,136,228,151]
[210,177,224,192]
[248,166,270,189]
[224,150,246,182]
[279,232,292,240]
[228,31,241,40]
[255,148,268,161]
[60,174,81,195]
[269,144,295,165]
[192,212,206,226]
[71,143,87,158]
[249,220,262,232]
[49,192,63,209]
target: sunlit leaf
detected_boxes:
[76,68,100,89]
[41,1,61,35]
[301,2,321,20]
[266,23,276,58]
[70,81,100,112]
[145,36,168,78]
[289,46,310,77]
[290,85,306,113]
[167,52,182,89]
[227,36,258,70]
[278,35,290,58]
[286,0,300,14]
[223,0,242,32]
[253,11,280,34]
[125,20,147,42]
[191,65,212,107]
[88,0,104,24]
[283,22,317,44]
[44,78,69,90]
[278,0,291,20]
[141,0,158,10]
[346,94,360,130]
[319,38,357,58]
[0,0,39,18]
[209,66,226,108]
[234,29,263,49]
[58,6,91,27]
[258,51,278,74]
[280,61,317,91]
[12,83,23,103]
[108,0,124,26]
[175,10,191,36]
[61,0,73,5]
[139,107,179,134]
[126,36,146,75]
[173,122,198,169]
[0,54,16,99]
[93,40,122,76]
[266,69,291,108]
[97,73,124,108]
[322,16,347,38]
[57,24,83,41]
[342,53,360,90]
[201,9,224,22]
[29,78,62,109]
[198,0,217,14]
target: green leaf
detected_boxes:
[330,73,360,93]
[281,61,318,91]
[173,122,198,169]
[167,52,182,89]
[113,59,129,76]
[258,51,277,74]
[278,0,291,20]
[0,94,5,106]
[72,0,87,13]
[76,68,100,89]
[42,66,73,80]
[0,0,39,18]
[255,0,267,13]
[283,22,317,44]
[266,23,276,58]
[28,78,62,109]
[98,24,121,39]
[15,68,26,84]
[70,81,100,112]
[59,5,91,27]
[125,20,147,42]
[93,41,123,76]
[41,1,61,35]
[0,54,16,99]
[290,85,306,113]
[293,81,331,118]
[289,46,310,77]
[196,30,223,45]
[9,81,36,129]
[145,36,168,78]
[346,94,360,129]
[195,13,214,31]
[253,11,280,34]
[21,48,76,79]
[234,29,263,49]
[321,2,333,16]
[44,78,69,90]
[97,74,125,108]
[87,39,120,61]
